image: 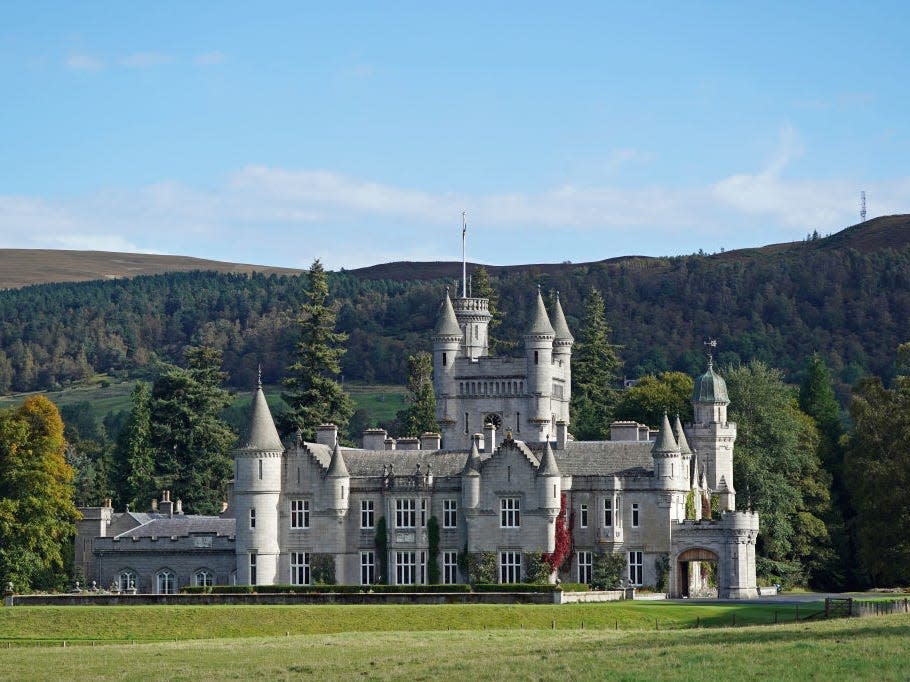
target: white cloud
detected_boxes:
[194,52,227,66]
[2,126,908,269]
[120,52,174,68]
[64,54,105,71]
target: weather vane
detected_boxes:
[704,339,717,365]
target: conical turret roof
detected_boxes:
[651,413,679,453]
[238,382,284,452]
[326,441,349,477]
[461,441,481,476]
[673,414,692,455]
[551,293,574,343]
[434,290,463,338]
[525,289,556,337]
[537,439,561,476]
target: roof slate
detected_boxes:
[115,515,236,539]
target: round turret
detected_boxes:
[233,379,284,585]
[524,289,556,431]
[461,442,482,509]
[325,441,350,520]
[536,440,561,513]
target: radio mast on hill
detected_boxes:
[861,191,867,221]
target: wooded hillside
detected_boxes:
[1,215,909,401]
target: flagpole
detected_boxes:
[462,211,467,299]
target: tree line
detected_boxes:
[2,242,910,398]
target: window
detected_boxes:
[396,499,417,528]
[443,551,458,584]
[156,570,176,594]
[290,551,310,585]
[258,459,263,480]
[628,551,643,586]
[194,569,213,587]
[396,551,417,585]
[249,553,257,585]
[578,551,593,584]
[442,352,447,366]
[361,500,375,529]
[361,551,376,585]
[290,499,309,529]
[631,503,640,528]
[500,497,520,528]
[499,551,521,583]
[465,412,469,434]
[420,499,428,527]
[443,499,458,529]
[579,504,588,528]
[249,508,256,529]
[516,412,520,432]
[534,350,539,365]
[117,570,136,592]
[603,499,613,527]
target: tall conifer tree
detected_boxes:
[571,288,622,439]
[281,259,354,439]
[396,352,437,436]
[471,266,515,354]
[114,382,156,511]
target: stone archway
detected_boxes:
[676,547,719,598]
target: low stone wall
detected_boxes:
[555,590,625,604]
[5,591,559,607]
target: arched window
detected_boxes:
[194,569,214,587]
[117,570,137,592]
[156,569,176,594]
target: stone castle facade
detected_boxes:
[76,284,759,598]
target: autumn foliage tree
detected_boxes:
[0,396,79,591]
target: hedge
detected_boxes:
[182,584,473,595]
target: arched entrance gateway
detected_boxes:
[676,547,719,598]
[669,511,759,599]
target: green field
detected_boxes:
[0,606,906,680]
[0,379,407,432]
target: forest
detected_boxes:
[1,217,910,405]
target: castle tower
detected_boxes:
[524,289,556,441]
[651,413,683,490]
[673,414,693,491]
[550,293,574,426]
[536,439,561,513]
[461,440,481,511]
[325,440,350,520]
[232,379,284,585]
[452,292,492,360]
[688,360,736,505]
[433,290,463,446]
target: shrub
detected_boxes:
[558,582,590,592]
[427,516,440,584]
[523,552,551,584]
[591,552,625,589]
[211,585,255,594]
[462,551,497,584]
[311,554,336,585]
[375,517,388,584]
[654,554,670,593]
[473,583,559,592]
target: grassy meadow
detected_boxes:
[0,607,907,681]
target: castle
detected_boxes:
[76,277,759,598]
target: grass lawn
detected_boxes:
[0,610,906,681]
[0,602,823,643]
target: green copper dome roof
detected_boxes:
[692,363,729,404]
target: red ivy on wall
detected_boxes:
[544,493,573,572]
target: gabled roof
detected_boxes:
[434,290,463,338]
[525,289,556,337]
[651,413,679,454]
[237,383,284,452]
[114,515,236,539]
[551,294,574,343]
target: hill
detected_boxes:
[0,249,301,289]
[0,214,909,403]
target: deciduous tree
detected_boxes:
[613,371,694,428]
[0,396,79,590]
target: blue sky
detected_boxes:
[1,2,908,269]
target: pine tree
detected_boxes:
[571,288,623,439]
[396,352,437,436]
[150,346,236,515]
[114,382,156,511]
[471,266,516,354]
[281,259,354,439]
[0,396,79,590]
